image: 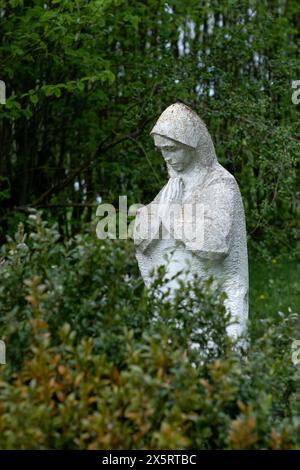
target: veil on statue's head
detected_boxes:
[150,102,208,148]
[150,102,217,166]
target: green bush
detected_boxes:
[0,212,300,449]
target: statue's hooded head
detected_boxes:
[150,102,217,175]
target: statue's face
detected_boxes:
[153,134,194,173]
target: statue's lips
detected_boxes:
[169,163,182,170]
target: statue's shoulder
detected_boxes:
[189,165,238,201]
[203,164,238,192]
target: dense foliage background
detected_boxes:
[0,0,300,450]
[0,0,299,254]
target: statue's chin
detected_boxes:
[168,165,183,175]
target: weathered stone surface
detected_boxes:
[133,102,248,342]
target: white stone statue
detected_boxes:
[133,102,248,342]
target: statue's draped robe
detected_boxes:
[134,162,248,339]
